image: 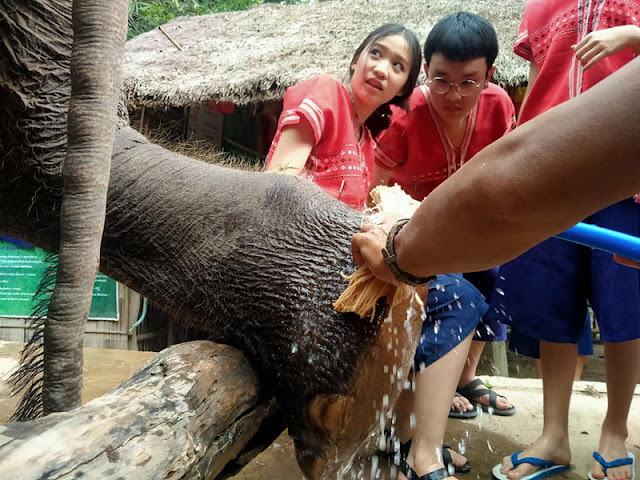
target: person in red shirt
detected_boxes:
[488,2,640,479]
[265,23,422,211]
[373,13,515,480]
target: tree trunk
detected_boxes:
[0,341,280,479]
[43,0,129,414]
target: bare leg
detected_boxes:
[396,331,474,480]
[590,339,640,480]
[499,341,576,479]
[457,339,513,410]
[536,355,586,380]
[534,358,542,378]
[574,355,587,381]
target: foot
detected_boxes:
[397,458,457,480]
[459,378,513,412]
[451,393,474,414]
[398,446,460,480]
[590,428,633,480]
[444,446,470,472]
[499,436,571,480]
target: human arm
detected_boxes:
[573,25,640,70]
[371,165,394,189]
[614,254,640,269]
[352,57,640,281]
[515,60,539,126]
[264,120,314,175]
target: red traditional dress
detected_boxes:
[486,0,640,348]
[514,0,640,124]
[265,75,375,210]
[374,82,515,201]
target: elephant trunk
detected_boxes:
[43,0,129,414]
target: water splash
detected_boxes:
[457,439,466,455]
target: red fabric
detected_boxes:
[265,75,375,210]
[514,0,640,124]
[375,83,515,201]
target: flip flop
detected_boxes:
[491,451,571,480]
[458,378,516,416]
[587,451,635,480]
[449,392,480,419]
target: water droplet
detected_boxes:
[495,287,505,296]
[290,342,298,354]
[458,438,469,455]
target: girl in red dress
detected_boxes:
[265,24,422,210]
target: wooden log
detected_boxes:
[0,341,279,479]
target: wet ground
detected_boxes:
[229,375,640,480]
[1,341,638,479]
[229,344,639,480]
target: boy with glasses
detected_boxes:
[373,12,515,480]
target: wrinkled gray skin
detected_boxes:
[0,1,423,478]
[43,0,129,415]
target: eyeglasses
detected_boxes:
[427,77,483,96]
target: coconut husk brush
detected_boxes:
[334,185,425,320]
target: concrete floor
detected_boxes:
[1,341,638,479]
[230,377,640,480]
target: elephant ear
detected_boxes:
[307,393,354,441]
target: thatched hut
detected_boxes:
[123,0,529,157]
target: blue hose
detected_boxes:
[129,297,148,332]
[555,222,640,262]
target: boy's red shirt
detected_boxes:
[375,82,515,201]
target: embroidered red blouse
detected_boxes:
[265,75,375,210]
[514,0,640,124]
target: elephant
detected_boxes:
[0,1,424,478]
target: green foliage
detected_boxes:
[128,0,312,39]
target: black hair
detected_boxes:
[424,12,498,71]
[348,23,422,138]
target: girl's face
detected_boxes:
[350,34,412,111]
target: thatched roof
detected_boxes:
[123,0,528,109]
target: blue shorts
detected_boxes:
[509,312,594,358]
[464,268,507,342]
[487,199,640,344]
[414,274,488,370]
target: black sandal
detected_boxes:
[398,458,451,480]
[457,378,516,416]
[442,444,471,473]
[378,434,471,474]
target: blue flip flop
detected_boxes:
[587,451,635,480]
[492,451,571,480]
